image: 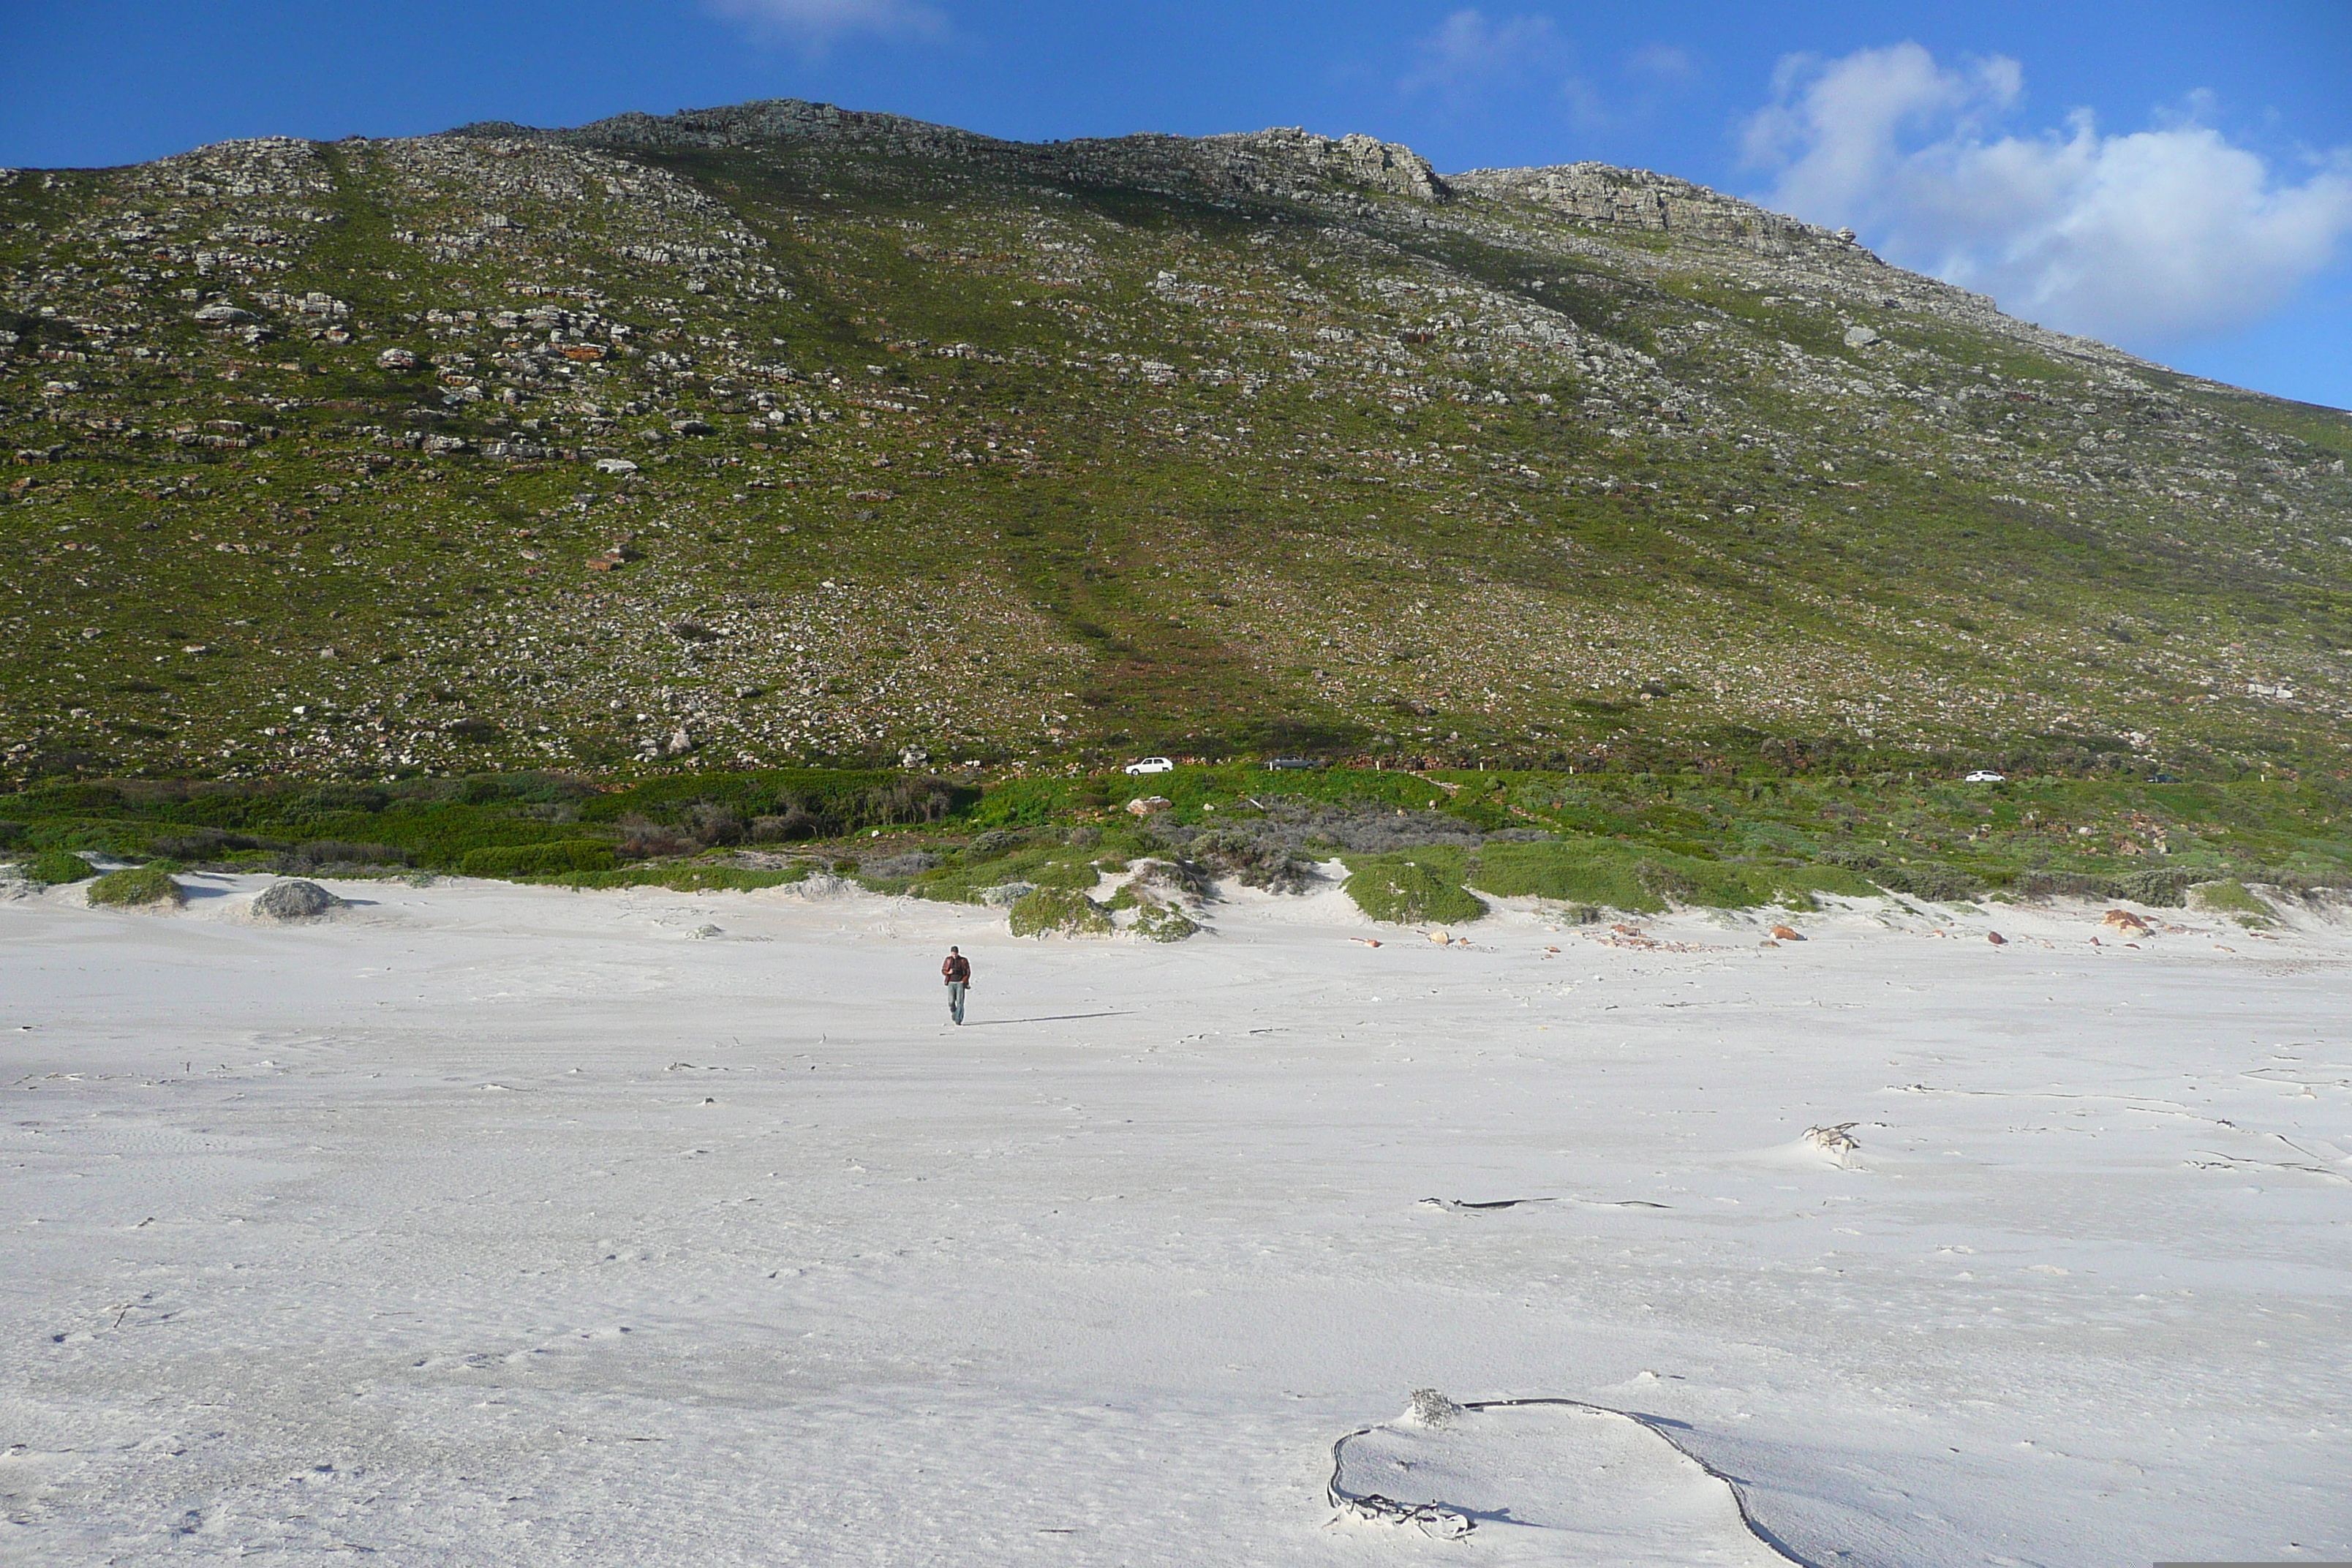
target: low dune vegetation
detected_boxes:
[3,762,2344,927]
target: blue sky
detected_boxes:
[5,1,2348,407]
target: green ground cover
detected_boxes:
[5,764,2342,924]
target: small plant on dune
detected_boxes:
[1129,897,1202,942]
[1343,853,1487,924]
[2187,879,2273,925]
[1133,856,1214,901]
[88,865,184,907]
[1007,886,1115,938]
[25,848,93,885]
[1188,829,1318,893]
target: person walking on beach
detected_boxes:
[941,946,972,1025]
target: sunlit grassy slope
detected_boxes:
[3,102,2348,789]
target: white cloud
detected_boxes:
[1624,42,1693,86]
[1400,10,1566,102]
[1742,42,2352,345]
[1401,10,1623,130]
[706,0,946,49]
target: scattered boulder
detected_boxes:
[2101,908,2152,935]
[977,881,1036,907]
[377,347,419,369]
[253,878,342,920]
[1986,930,2008,945]
[1125,795,1172,815]
[593,457,640,475]
[1842,325,1880,348]
[1768,923,1804,941]
[193,303,253,324]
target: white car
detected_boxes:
[1963,769,2006,783]
[1123,756,1175,775]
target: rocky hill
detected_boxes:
[3,99,2348,786]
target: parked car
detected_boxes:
[1123,756,1175,775]
[1264,756,1323,771]
[1963,769,2006,783]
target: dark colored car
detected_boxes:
[1263,756,1323,770]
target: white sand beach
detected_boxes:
[4,872,2348,1564]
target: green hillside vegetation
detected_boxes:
[1,102,2348,796]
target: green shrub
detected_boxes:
[905,845,1101,904]
[2187,880,2272,922]
[1128,894,1202,942]
[1007,886,1115,937]
[25,848,93,885]
[281,840,413,871]
[2013,870,2116,900]
[1471,837,1873,911]
[1820,848,1983,902]
[540,864,810,893]
[1471,839,1659,909]
[1878,862,1984,902]
[1343,851,1488,924]
[1635,858,1704,902]
[88,865,184,908]
[151,829,286,860]
[459,840,617,878]
[2111,867,2201,906]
